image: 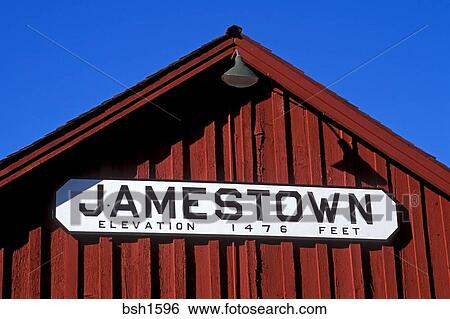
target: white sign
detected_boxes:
[55,179,398,240]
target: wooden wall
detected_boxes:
[0,78,448,299]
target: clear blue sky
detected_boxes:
[1,1,449,165]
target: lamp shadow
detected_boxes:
[332,138,387,187]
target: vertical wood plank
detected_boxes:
[234,101,258,298]
[391,165,431,298]
[357,142,397,298]
[11,227,41,298]
[99,237,113,298]
[11,239,27,298]
[83,237,113,298]
[157,141,186,298]
[159,239,185,298]
[238,240,257,298]
[120,243,136,298]
[222,113,235,182]
[225,242,238,298]
[121,237,151,298]
[83,242,99,298]
[120,159,151,298]
[189,122,221,298]
[289,98,331,298]
[423,187,449,298]
[221,112,239,298]
[29,228,41,298]
[322,121,364,298]
[194,240,221,298]
[234,101,254,183]
[83,158,115,299]
[256,89,296,298]
[50,228,78,298]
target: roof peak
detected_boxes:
[226,25,243,38]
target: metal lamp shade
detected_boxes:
[221,55,258,88]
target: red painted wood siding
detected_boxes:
[0,83,448,299]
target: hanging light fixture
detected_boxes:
[221,50,258,88]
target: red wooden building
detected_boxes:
[0,26,448,299]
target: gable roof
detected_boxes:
[1,26,449,195]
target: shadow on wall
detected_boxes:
[331,137,387,187]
